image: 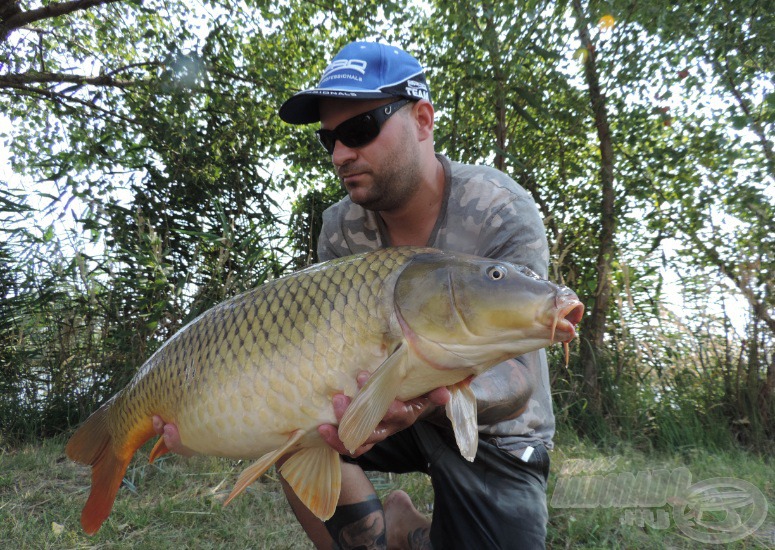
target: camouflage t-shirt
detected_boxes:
[317,154,555,450]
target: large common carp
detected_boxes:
[66,247,583,534]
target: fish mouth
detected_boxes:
[549,290,585,344]
[548,289,584,366]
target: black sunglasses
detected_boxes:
[316,99,411,155]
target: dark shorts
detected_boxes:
[347,422,550,550]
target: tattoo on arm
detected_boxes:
[325,495,387,549]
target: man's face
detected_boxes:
[319,98,422,212]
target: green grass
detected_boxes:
[546,431,775,549]
[1,436,772,549]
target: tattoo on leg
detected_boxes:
[407,526,432,550]
[324,495,386,550]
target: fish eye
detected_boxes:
[487,265,507,281]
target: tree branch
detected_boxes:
[1,0,123,42]
[0,0,22,23]
[7,81,138,126]
[718,56,775,177]
[0,71,144,88]
[687,231,775,337]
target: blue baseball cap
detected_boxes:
[279,41,431,125]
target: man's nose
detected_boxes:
[331,139,357,166]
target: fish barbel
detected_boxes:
[66,247,583,534]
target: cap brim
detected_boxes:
[279,89,395,125]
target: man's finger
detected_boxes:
[356,371,370,388]
[332,394,351,421]
[318,424,374,457]
[427,386,451,406]
[152,415,164,435]
[317,424,342,450]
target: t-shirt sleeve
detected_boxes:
[317,208,340,262]
[479,192,549,279]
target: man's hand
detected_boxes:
[151,416,198,457]
[318,371,451,457]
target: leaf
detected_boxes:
[730,115,748,130]
[492,146,526,170]
[513,86,545,113]
[529,44,562,60]
[511,103,542,130]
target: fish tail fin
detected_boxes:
[65,400,154,535]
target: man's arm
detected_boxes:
[415,356,536,428]
[463,183,545,425]
[318,375,451,457]
[471,356,536,425]
[319,354,537,456]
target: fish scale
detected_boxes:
[65,246,584,534]
[108,248,412,460]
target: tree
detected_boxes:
[1,0,429,437]
[569,0,616,411]
[2,0,771,450]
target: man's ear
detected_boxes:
[412,100,435,142]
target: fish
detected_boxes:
[65,246,583,534]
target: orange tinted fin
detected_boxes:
[149,436,170,463]
[65,398,154,535]
[280,446,342,520]
[224,430,305,507]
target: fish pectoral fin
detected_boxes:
[338,344,408,454]
[148,436,170,463]
[280,446,342,521]
[446,379,479,462]
[224,430,305,507]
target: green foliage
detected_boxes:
[288,183,346,269]
[1,0,773,456]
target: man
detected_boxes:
[155,41,553,549]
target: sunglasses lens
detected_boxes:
[316,113,381,154]
[316,130,337,154]
[316,100,409,155]
[337,114,380,149]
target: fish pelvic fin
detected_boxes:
[65,399,154,535]
[224,429,305,507]
[280,446,342,520]
[338,344,408,454]
[446,378,479,462]
[148,436,170,463]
